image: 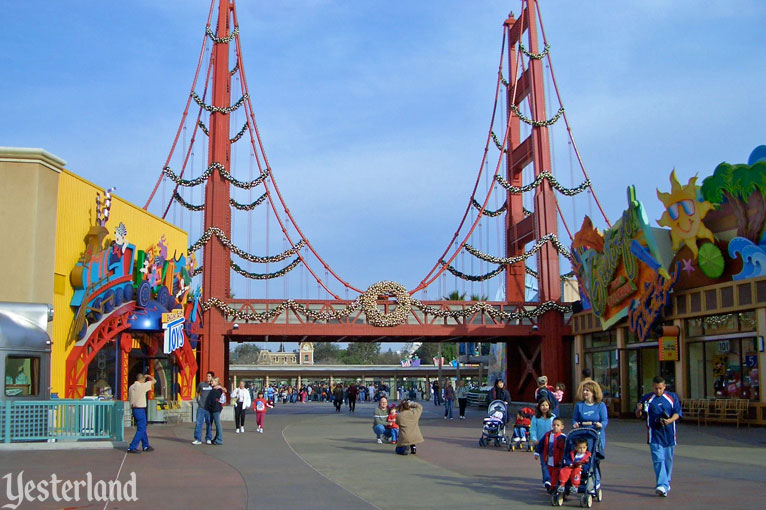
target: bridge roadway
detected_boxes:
[0,402,764,509]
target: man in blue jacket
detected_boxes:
[635,376,682,497]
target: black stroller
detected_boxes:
[551,427,604,508]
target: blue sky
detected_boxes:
[3,1,765,350]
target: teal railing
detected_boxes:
[1,400,124,443]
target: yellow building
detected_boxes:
[1,147,197,402]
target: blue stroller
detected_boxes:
[551,427,604,508]
[478,400,510,447]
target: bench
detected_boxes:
[681,399,708,426]
[707,399,749,428]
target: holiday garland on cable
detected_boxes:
[174,191,267,212]
[191,92,248,114]
[509,104,564,127]
[495,171,590,197]
[205,26,239,44]
[465,232,572,263]
[188,226,304,263]
[519,42,550,60]
[163,162,268,190]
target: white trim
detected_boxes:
[0,157,65,173]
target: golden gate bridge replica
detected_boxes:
[141,0,610,400]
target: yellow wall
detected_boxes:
[51,170,188,396]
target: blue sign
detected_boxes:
[163,317,185,354]
[745,355,758,368]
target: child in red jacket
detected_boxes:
[534,418,566,491]
[252,391,274,433]
[386,405,399,443]
[556,438,592,494]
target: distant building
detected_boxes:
[256,341,314,365]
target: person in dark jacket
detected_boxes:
[205,377,225,445]
[490,379,511,403]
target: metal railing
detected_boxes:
[1,400,124,443]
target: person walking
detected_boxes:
[443,381,456,420]
[252,391,273,433]
[333,383,344,413]
[432,380,441,406]
[206,377,225,445]
[231,381,252,433]
[572,380,608,489]
[127,373,156,453]
[456,380,469,419]
[490,379,511,404]
[530,399,556,489]
[192,371,214,445]
[395,400,424,455]
[635,376,682,497]
[347,383,358,413]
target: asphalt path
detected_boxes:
[0,400,764,509]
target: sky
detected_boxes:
[3,1,765,351]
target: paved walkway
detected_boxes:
[0,401,764,509]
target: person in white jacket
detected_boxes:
[231,381,252,433]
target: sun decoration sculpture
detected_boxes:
[361,281,412,327]
[657,170,715,258]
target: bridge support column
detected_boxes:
[536,310,570,401]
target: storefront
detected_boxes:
[571,149,766,423]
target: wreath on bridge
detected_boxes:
[361,281,411,327]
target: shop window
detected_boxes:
[590,350,619,399]
[686,318,703,338]
[688,338,759,400]
[688,342,705,399]
[4,356,39,397]
[585,330,616,349]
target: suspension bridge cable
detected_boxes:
[231,1,360,297]
[533,0,611,227]
[144,1,215,211]
[411,26,513,294]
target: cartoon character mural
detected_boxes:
[656,171,715,259]
[65,189,200,400]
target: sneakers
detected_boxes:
[544,481,551,491]
[241,427,244,432]
[460,416,465,420]
[142,446,154,452]
[126,449,140,454]
[569,486,578,495]
[257,428,263,433]
[377,438,383,444]
[192,440,202,445]
[236,428,241,434]
[443,416,447,420]
[410,445,417,455]
[206,440,212,445]
[655,486,667,497]
[556,485,565,494]
[450,417,454,420]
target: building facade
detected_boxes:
[570,147,766,423]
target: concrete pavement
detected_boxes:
[0,400,764,509]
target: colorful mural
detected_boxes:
[572,186,673,331]
[64,190,200,400]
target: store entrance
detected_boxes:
[626,347,676,411]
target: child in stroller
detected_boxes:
[550,427,603,508]
[510,406,534,451]
[479,400,510,447]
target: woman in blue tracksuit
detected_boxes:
[572,380,608,489]
[530,398,556,490]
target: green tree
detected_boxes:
[469,294,488,301]
[344,342,381,364]
[230,343,262,364]
[313,342,343,364]
[701,161,766,241]
[444,290,466,301]
[414,343,456,362]
[375,348,401,364]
